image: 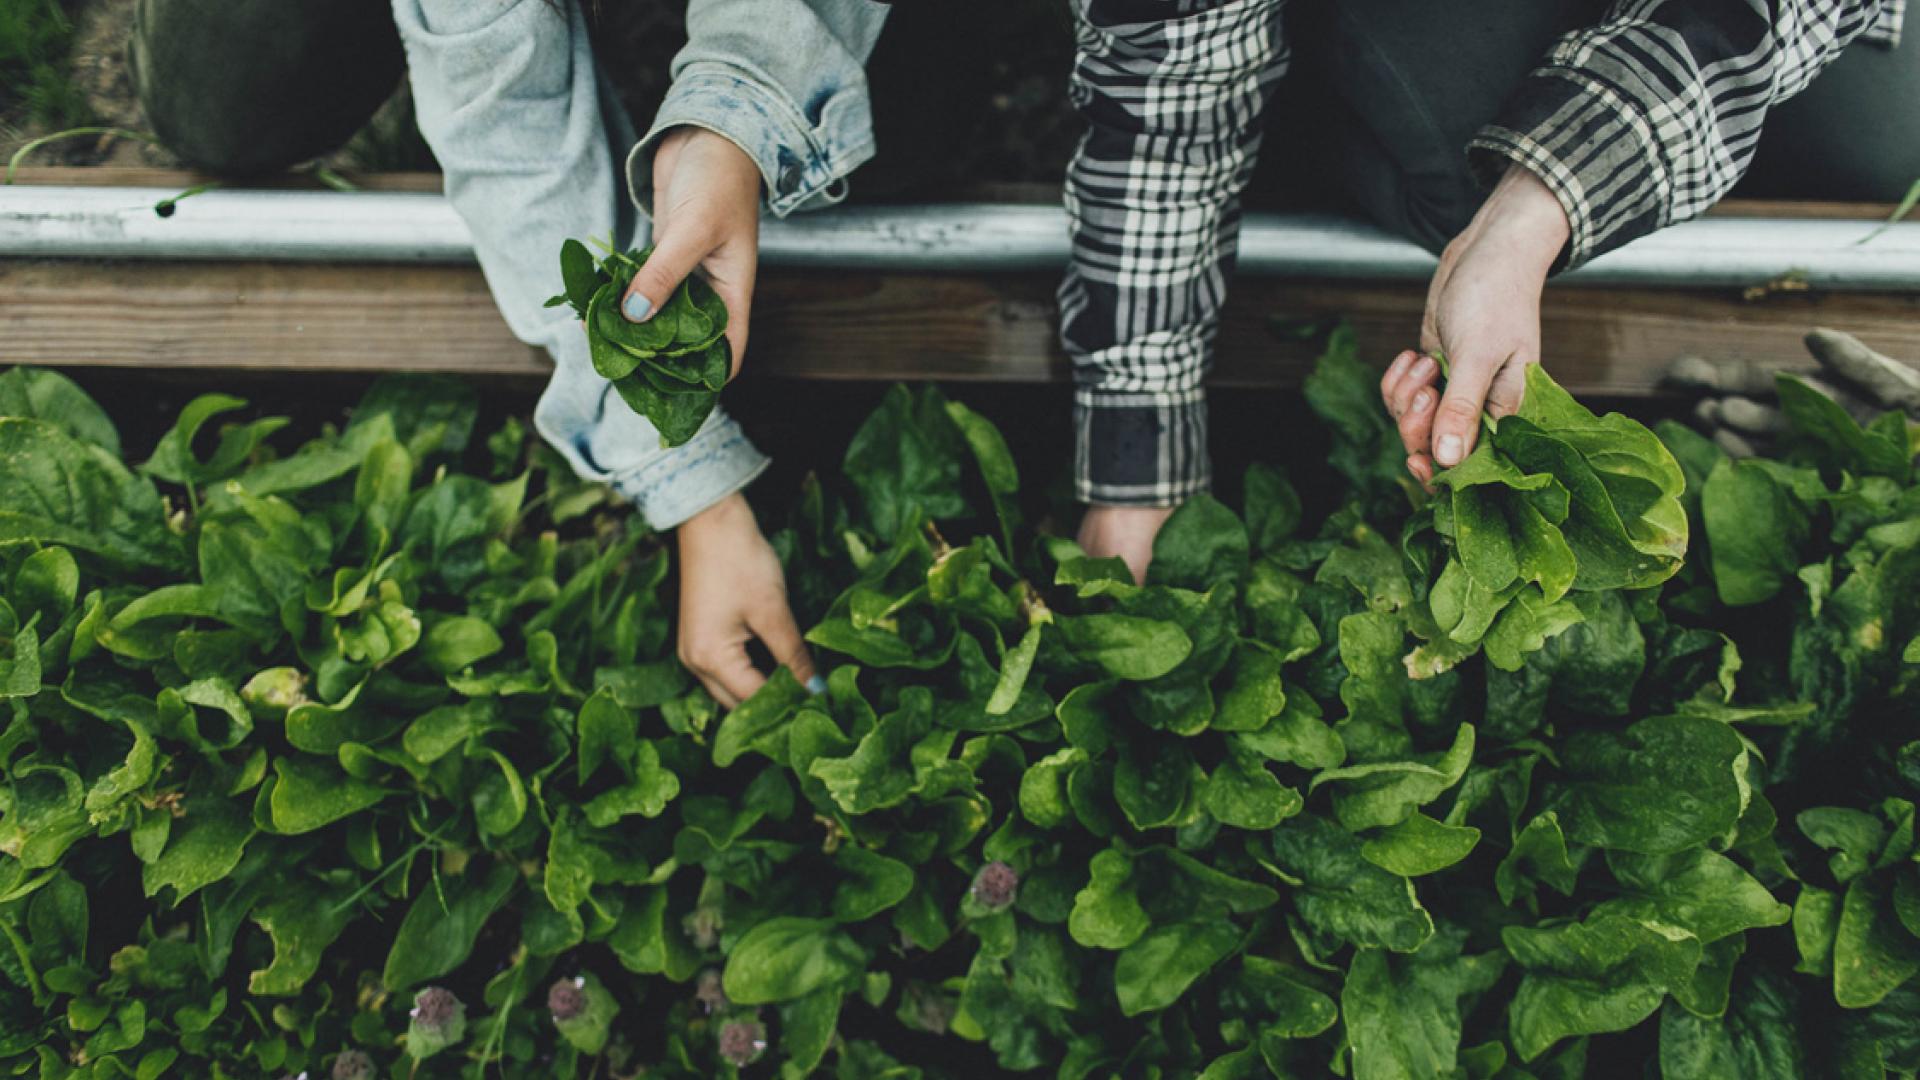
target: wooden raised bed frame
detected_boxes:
[5,169,1918,395]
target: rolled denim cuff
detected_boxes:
[627,62,873,220]
[609,411,771,531]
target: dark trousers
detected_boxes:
[128,0,405,176]
[1283,0,1920,253]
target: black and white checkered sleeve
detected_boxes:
[1471,0,1903,269]
[1059,0,1290,507]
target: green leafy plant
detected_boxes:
[1411,359,1688,673]
[547,239,730,447]
[0,0,93,135]
[1,323,1917,1078]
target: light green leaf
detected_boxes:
[1361,813,1481,878]
[1069,848,1151,950]
[1114,919,1240,1016]
[267,757,387,835]
[722,917,867,1006]
[1055,613,1192,681]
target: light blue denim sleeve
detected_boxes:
[392,0,768,531]
[627,0,892,219]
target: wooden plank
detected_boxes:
[4,258,1918,393]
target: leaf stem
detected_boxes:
[5,127,160,184]
[327,821,453,917]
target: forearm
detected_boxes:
[393,0,766,529]
[1061,0,1290,506]
[1470,0,1896,267]
[628,0,890,221]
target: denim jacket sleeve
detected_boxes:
[392,0,768,531]
[626,0,891,219]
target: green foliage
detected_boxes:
[0,0,93,133]
[547,239,729,447]
[2,323,1919,1077]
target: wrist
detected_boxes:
[680,491,755,540]
[1474,164,1571,275]
[664,125,763,201]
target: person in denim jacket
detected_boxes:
[384,0,887,707]
[134,0,891,708]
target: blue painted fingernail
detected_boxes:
[622,292,652,321]
[805,674,827,695]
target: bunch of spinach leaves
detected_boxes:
[0,321,1917,1078]
[1413,361,1689,674]
[549,239,730,447]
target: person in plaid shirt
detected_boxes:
[1067,0,1911,579]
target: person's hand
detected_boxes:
[621,126,762,379]
[676,492,816,709]
[1382,164,1570,486]
[1077,505,1175,585]
[1667,328,1920,457]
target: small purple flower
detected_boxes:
[717,1015,768,1068]
[411,986,461,1030]
[970,860,1019,911]
[407,986,467,1061]
[548,976,588,1022]
[332,1049,374,1080]
[695,968,729,1014]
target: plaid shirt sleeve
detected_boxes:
[1471,0,1905,269]
[1059,0,1290,507]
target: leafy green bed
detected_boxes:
[0,327,1916,1079]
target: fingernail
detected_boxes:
[622,292,652,322]
[805,674,827,695]
[1411,357,1435,378]
[1388,352,1413,377]
[1436,434,1463,466]
[1411,390,1432,413]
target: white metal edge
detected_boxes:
[4,185,1919,289]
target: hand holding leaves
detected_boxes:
[548,238,732,447]
[1385,163,1570,482]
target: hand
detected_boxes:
[1077,505,1175,586]
[621,126,762,379]
[1667,328,1920,457]
[1382,164,1569,486]
[676,493,816,709]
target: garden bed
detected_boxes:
[0,327,1916,1077]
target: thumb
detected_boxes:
[1431,353,1503,468]
[620,221,713,323]
[750,599,820,692]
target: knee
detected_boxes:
[130,0,404,174]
